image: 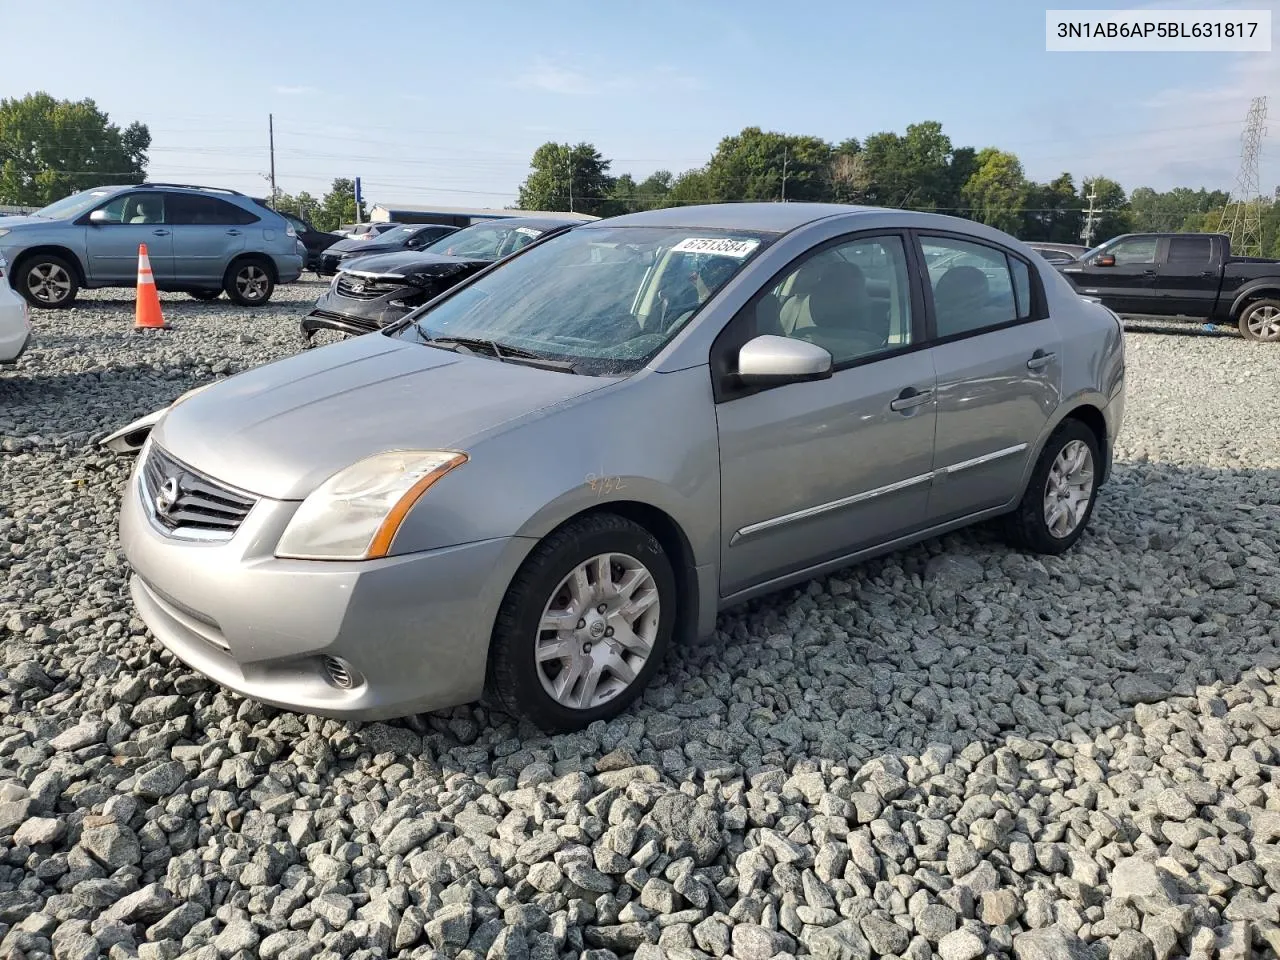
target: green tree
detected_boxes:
[313,178,357,231]
[859,121,958,211]
[0,92,150,205]
[1021,173,1081,243]
[828,138,865,204]
[1128,186,1231,233]
[960,148,1028,234]
[699,127,834,203]
[665,168,711,207]
[517,142,615,216]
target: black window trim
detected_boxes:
[910,229,1049,347]
[710,227,929,404]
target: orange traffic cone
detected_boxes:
[135,243,169,330]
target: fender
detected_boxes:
[1018,388,1113,494]
[13,245,89,287]
[1229,279,1280,318]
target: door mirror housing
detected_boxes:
[736,335,833,386]
[88,209,110,225]
[1095,254,1115,267]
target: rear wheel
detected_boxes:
[486,514,675,731]
[1237,299,1280,342]
[1001,419,1100,555]
[224,259,275,306]
[17,254,78,309]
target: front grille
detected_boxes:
[140,444,257,539]
[336,275,404,301]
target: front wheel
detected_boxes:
[224,260,275,306]
[18,255,79,309]
[486,514,676,732]
[1001,419,1100,555]
[1237,299,1280,342]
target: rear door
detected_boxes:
[917,233,1062,524]
[1059,235,1159,314]
[83,192,175,284]
[1153,235,1218,318]
[168,195,252,284]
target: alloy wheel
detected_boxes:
[1246,304,1280,341]
[27,263,71,305]
[1043,439,1095,539]
[235,265,270,302]
[535,552,661,710]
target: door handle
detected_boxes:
[152,229,169,236]
[1140,269,1156,277]
[1027,350,1057,371]
[889,387,934,412]
[226,229,242,236]
[1200,270,1216,278]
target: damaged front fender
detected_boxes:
[99,407,167,455]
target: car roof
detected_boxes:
[588,202,898,234]
[464,216,583,231]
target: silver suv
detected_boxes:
[0,183,304,309]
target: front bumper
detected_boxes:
[316,252,347,276]
[300,285,418,342]
[119,453,534,720]
[0,298,32,364]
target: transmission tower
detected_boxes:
[1216,96,1268,257]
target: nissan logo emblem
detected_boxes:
[154,476,181,516]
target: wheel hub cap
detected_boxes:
[1248,305,1280,340]
[1043,439,1095,539]
[535,552,660,710]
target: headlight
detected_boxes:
[275,450,468,561]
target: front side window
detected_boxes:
[97,193,166,225]
[1106,237,1158,265]
[921,237,1020,338]
[752,234,915,365]
[395,226,772,376]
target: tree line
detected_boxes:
[517,124,1280,256]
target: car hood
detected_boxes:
[329,235,398,254]
[340,250,490,279]
[0,216,52,231]
[152,332,614,500]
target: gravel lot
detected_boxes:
[1,284,1279,960]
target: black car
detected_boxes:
[278,211,344,273]
[301,217,583,346]
[315,223,459,276]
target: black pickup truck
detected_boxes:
[1057,232,1280,342]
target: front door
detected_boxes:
[1059,235,1159,314]
[715,232,938,597]
[84,192,174,284]
[917,234,1062,523]
[1154,234,1217,318]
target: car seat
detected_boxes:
[932,266,989,336]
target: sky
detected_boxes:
[2,0,1278,211]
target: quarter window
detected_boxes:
[921,237,1024,338]
[753,235,914,365]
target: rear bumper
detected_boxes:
[275,254,304,285]
[120,455,535,720]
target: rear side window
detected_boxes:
[1166,236,1212,263]
[921,236,1024,338]
[170,195,259,226]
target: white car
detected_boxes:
[0,258,33,364]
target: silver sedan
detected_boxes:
[109,203,1126,732]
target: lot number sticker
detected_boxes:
[671,237,761,258]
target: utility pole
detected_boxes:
[1217,96,1268,258]
[781,146,789,202]
[1080,181,1100,248]
[268,114,276,208]
[566,147,574,213]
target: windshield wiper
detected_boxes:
[422,334,581,373]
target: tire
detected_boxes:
[224,258,275,306]
[486,513,676,732]
[16,254,78,309]
[188,289,221,301]
[1001,418,1100,555]
[1237,298,1280,343]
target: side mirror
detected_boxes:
[88,209,110,225]
[1096,254,1115,267]
[737,335,832,386]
